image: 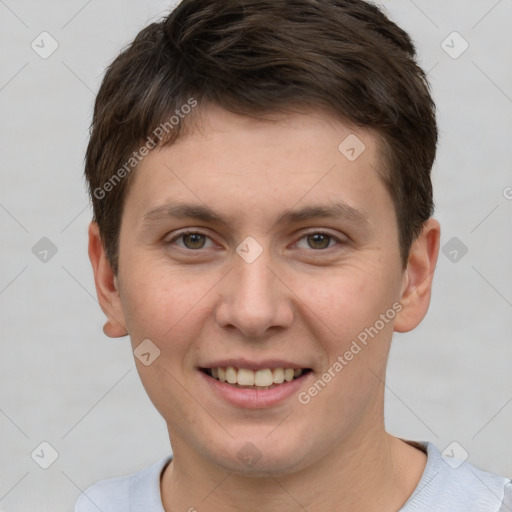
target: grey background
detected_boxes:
[1,0,511,510]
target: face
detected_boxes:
[92,103,438,475]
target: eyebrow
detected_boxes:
[277,203,369,226]
[144,202,222,223]
[143,200,370,227]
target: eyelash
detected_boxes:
[166,230,346,252]
[167,231,216,251]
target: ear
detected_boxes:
[88,221,128,338]
[394,218,441,333]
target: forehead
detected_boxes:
[124,104,395,232]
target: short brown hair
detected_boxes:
[85,0,437,274]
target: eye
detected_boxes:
[182,233,207,250]
[295,232,343,250]
[306,233,332,250]
[167,231,214,250]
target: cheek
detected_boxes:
[119,267,213,414]
[295,267,397,429]
[295,261,399,340]
[119,261,221,355]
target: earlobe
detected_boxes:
[394,218,441,333]
[103,319,127,338]
[88,221,128,338]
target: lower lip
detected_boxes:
[199,370,311,409]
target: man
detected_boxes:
[78,0,511,510]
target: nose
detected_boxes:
[215,248,294,338]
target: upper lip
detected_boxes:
[199,359,311,371]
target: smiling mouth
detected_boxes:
[200,367,312,389]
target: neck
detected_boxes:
[160,424,426,511]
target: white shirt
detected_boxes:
[75,441,512,511]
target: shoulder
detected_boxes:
[401,441,512,512]
[74,456,172,512]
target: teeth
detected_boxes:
[238,368,255,386]
[254,369,273,387]
[207,366,306,387]
[273,368,284,384]
[226,366,237,384]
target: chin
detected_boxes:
[204,431,314,476]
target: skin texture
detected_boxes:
[89,104,440,511]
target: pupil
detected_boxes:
[184,233,205,249]
[308,233,330,249]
